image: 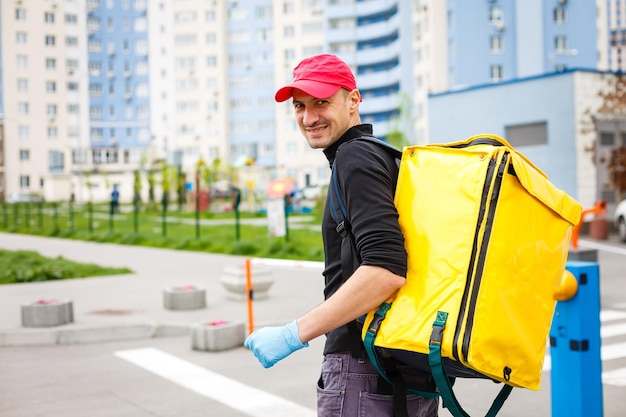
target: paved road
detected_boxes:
[0,233,624,416]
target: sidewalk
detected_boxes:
[0,232,325,347]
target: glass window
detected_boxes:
[46,58,56,69]
[18,102,29,115]
[17,55,28,68]
[16,8,26,21]
[46,81,57,92]
[17,79,28,92]
[45,35,55,46]
[45,12,55,23]
[16,32,27,44]
[20,149,30,161]
[490,64,502,82]
[19,125,30,139]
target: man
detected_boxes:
[245,54,438,416]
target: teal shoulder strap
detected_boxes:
[428,311,513,417]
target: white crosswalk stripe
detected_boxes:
[115,347,316,417]
[543,309,626,387]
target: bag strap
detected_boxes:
[328,136,402,357]
[429,311,513,417]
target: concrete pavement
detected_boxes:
[0,232,325,347]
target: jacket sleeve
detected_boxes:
[333,140,407,277]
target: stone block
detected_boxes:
[191,320,246,352]
[163,285,206,310]
[21,299,73,327]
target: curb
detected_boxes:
[0,321,190,348]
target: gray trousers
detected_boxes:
[316,352,439,417]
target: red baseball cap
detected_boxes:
[275,54,358,102]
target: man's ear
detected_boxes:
[348,89,361,110]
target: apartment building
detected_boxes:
[0,0,614,202]
[0,0,90,202]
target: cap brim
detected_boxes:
[275,80,342,102]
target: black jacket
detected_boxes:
[321,124,406,354]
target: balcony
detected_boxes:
[355,41,401,67]
[327,0,398,20]
[357,66,402,90]
[359,94,401,116]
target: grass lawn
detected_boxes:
[0,249,133,284]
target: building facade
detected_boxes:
[0,0,618,204]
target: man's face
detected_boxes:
[292,88,360,150]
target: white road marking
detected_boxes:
[602,322,626,338]
[115,347,316,417]
[603,367,626,387]
[577,239,626,256]
[544,341,626,374]
[601,310,626,322]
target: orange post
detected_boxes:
[571,201,607,249]
[245,258,254,334]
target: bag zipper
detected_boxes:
[461,151,509,362]
[451,154,498,361]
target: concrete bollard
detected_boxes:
[163,285,206,310]
[219,264,274,301]
[21,299,74,327]
[191,320,246,351]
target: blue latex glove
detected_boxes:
[244,320,309,368]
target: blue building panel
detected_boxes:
[87,2,150,150]
[429,71,578,198]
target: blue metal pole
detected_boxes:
[550,261,603,417]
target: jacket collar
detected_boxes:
[323,124,373,168]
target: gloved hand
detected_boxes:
[244,320,309,368]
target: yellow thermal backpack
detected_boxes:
[329,134,582,417]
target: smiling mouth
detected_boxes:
[306,125,327,134]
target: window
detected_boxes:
[66,36,78,46]
[505,121,548,147]
[68,104,79,113]
[206,56,217,67]
[48,151,64,173]
[20,149,30,161]
[489,6,503,25]
[46,81,57,92]
[600,132,615,146]
[206,33,217,44]
[554,7,566,24]
[46,58,56,69]
[490,64,502,82]
[20,175,30,188]
[284,2,295,14]
[89,83,102,97]
[91,128,104,143]
[19,125,30,139]
[18,102,29,115]
[45,35,55,46]
[284,26,295,37]
[47,104,57,116]
[88,39,101,53]
[65,14,78,24]
[17,55,28,68]
[16,8,26,21]
[67,59,79,71]
[89,61,101,76]
[555,35,567,51]
[67,82,79,91]
[44,12,55,23]
[490,35,503,53]
[17,79,28,92]
[47,127,58,139]
[16,32,27,44]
